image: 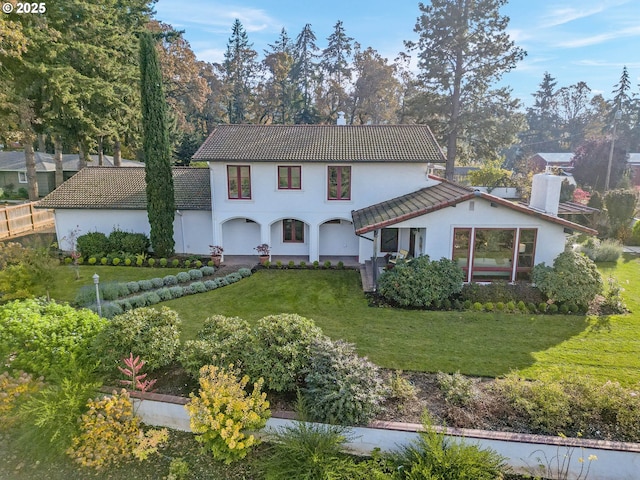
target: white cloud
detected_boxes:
[194,47,226,64]
[555,25,640,48]
[539,0,630,27]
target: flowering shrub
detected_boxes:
[67,389,168,469]
[0,371,44,427]
[186,365,270,464]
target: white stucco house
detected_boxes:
[38,124,596,283]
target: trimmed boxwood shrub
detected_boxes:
[138,279,153,291]
[188,269,203,280]
[171,259,180,267]
[176,272,191,283]
[378,256,464,308]
[225,272,242,283]
[157,287,172,301]
[200,266,215,276]
[169,286,184,299]
[159,258,168,267]
[163,275,178,286]
[143,291,161,305]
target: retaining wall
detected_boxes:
[131,392,640,479]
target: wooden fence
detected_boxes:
[0,202,55,239]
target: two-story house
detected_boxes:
[39,123,597,283]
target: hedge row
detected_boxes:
[91,269,251,318]
[64,255,212,269]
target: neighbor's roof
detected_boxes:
[532,153,575,165]
[352,176,597,235]
[0,151,142,171]
[193,124,446,163]
[36,167,211,210]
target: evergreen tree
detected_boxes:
[319,20,354,122]
[525,72,561,152]
[140,30,175,257]
[292,24,320,123]
[223,19,258,124]
[263,28,296,124]
[406,0,525,179]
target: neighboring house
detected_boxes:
[629,153,640,187]
[40,125,596,282]
[37,167,212,254]
[0,151,142,196]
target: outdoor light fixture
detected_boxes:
[93,273,102,317]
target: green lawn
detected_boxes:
[50,256,640,385]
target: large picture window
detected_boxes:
[283,219,304,243]
[227,165,251,199]
[328,166,351,200]
[472,229,515,282]
[278,166,301,190]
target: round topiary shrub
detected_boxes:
[245,314,324,392]
[100,257,108,265]
[138,279,153,291]
[303,337,388,426]
[88,257,97,265]
[532,251,603,309]
[200,266,215,276]
[159,258,168,267]
[225,272,242,283]
[377,256,464,308]
[148,258,156,267]
[191,281,206,293]
[171,259,180,268]
[238,268,252,278]
[92,306,181,374]
[188,269,203,280]
[176,272,191,283]
[548,303,558,314]
[163,275,178,286]
[157,287,172,301]
[204,280,217,290]
[126,281,140,293]
[169,286,184,299]
[124,258,132,266]
[151,277,164,289]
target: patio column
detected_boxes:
[308,222,319,263]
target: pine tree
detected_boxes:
[263,28,296,124]
[140,30,175,257]
[406,0,525,179]
[526,72,561,152]
[292,24,320,124]
[223,19,258,124]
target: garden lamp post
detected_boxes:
[604,109,623,192]
[93,273,102,317]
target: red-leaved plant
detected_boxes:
[118,353,157,393]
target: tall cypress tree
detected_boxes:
[140,30,175,257]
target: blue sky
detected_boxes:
[154,0,640,107]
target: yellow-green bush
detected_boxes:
[186,365,270,464]
[0,371,44,428]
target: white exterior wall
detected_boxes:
[358,197,568,266]
[54,208,212,255]
[210,162,434,260]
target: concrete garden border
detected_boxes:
[131,391,640,479]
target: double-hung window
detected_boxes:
[18,172,28,184]
[328,166,351,200]
[278,166,301,190]
[227,165,251,199]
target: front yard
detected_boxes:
[52,254,640,385]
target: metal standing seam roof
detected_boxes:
[192,124,446,163]
[36,167,211,210]
[352,176,597,235]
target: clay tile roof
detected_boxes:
[192,124,446,163]
[36,167,211,210]
[352,180,475,234]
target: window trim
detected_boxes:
[452,228,472,281]
[18,171,28,184]
[227,165,251,200]
[277,165,302,190]
[283,219,305,243]
[327,166,351,201]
